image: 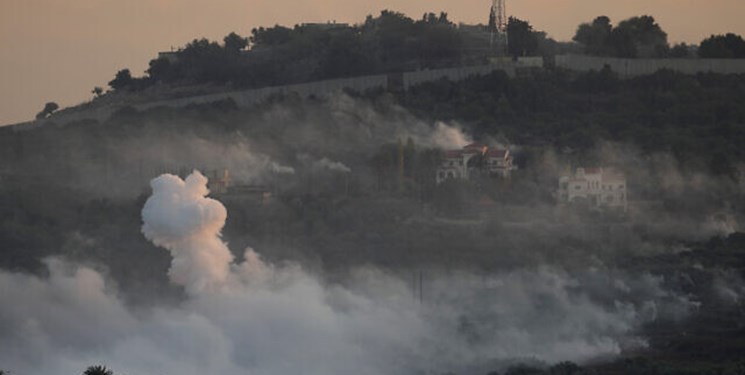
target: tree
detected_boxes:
[417,12,462,67]
[250,25,293,48]
[507,17,539,57]
[108,69,133,90]
[223,32,249,53]
[91,86,104,98]
[83,365,113,375]
[669,43,692,58]
[610,15,668,57]
[573,15,668,57]
[699,33,745,58]
[573,16,612,55]
[549,361,585,375]
[504,364,545,375]
[35,102,59,120]
[370,10,417,65]
[146,57,174,83]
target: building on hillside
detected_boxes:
[157,51,180,64]
[208,169,231,194]
[224,184,274,205]
[557,167,627,211]
[436,143,514,184]
[300,21,350,31]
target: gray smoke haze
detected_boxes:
[2,94,744,374]
[0,171,701,375]
[1,94,473,199]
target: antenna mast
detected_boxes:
[489,0,507,48]
[497,0,507,33]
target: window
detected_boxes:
[619,184,625,189]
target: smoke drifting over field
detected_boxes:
[0,171,704,375]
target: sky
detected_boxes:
[1,0,744,126]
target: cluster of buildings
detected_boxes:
[204,152,628,213]
[434,143,628,212]
[436,143,515,184]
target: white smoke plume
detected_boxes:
[0,171,699,375]
[313,157,352,173]
[268,160,295,175]
[428,121,472,149]
[141,171,234,294]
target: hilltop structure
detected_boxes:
[436,143,514,184]
[557,167,627,211]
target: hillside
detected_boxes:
[3,10,745,375]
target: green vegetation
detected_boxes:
[100,10,745,97]
[573,15,668,58]
[699,33,745,58]
[399,69,745,177]
[35,101,58,120]
[108,10,556,92]
[83,366,113,375]
[507,17,540,57]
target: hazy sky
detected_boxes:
[1,0,744,125]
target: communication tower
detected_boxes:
[488,0,508,50]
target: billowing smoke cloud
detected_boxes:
[428,121,472,149]
[0,172,702,375]
[141,171,234,294]
[0,258,697,375]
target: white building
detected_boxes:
[436,143,514,184]
[558,167,627,211]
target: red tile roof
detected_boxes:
[464,142,487,149]
[487,149,508,158]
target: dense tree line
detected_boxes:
[573,15,745,60]
[399,68,745,178]
[699,33,745,58]
[573,15,669,58]
[111,11,468,91]
[105,10,558,92]
[102,10,745,95]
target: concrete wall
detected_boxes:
[139,74,390,111]
[403,64,513,90]
[402,57,543,90]
[556,54,745,78]
[5,59,544,130]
